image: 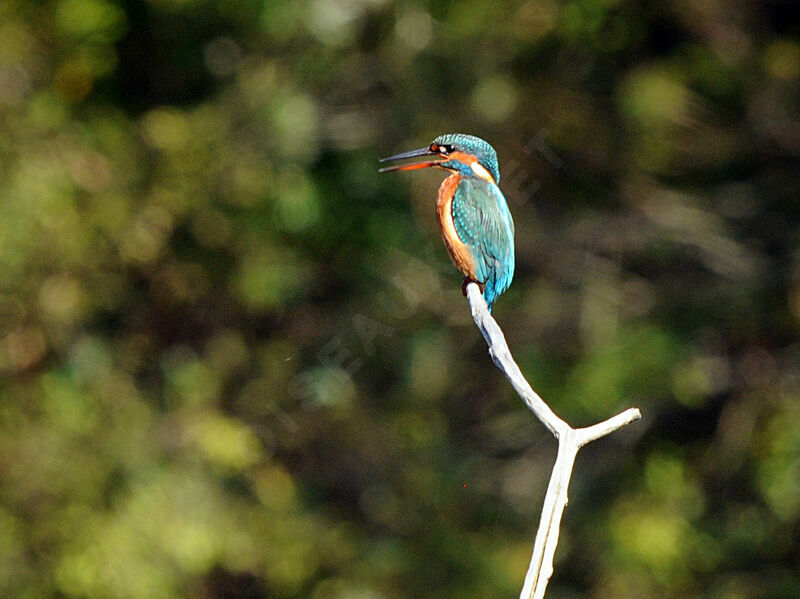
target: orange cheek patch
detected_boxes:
[447,151,474,164]
[447,151,495,182]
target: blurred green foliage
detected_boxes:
[1,0,799,597]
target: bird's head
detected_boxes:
[380,133,500,183]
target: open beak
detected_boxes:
[379,147,446,173]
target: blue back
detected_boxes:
[451,177,515,310]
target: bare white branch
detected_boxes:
[576,407,642,447]
[464,283,641,599]
[466,284,568,438]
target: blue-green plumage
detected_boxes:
[451,177,515,310]
[379,133,515,310]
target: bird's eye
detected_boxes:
[434,144,452,154]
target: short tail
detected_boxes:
[482,268,513,312]
[483,281,500,312]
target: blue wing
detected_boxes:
[451,178,515,309]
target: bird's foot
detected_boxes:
[462,277,486,296]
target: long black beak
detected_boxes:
[379,147,445,173]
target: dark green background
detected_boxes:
[1,0,799,597]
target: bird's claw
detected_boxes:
[462,277,486,296]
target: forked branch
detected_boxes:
[465,283,641,599]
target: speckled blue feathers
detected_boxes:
[450,177,515,310]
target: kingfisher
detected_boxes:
[380,133,515,311]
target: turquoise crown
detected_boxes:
[433,133,500,183]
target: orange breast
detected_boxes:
[436,174,478,281]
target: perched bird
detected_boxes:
[380,133,515,311]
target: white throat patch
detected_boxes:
[470,161,494,181]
